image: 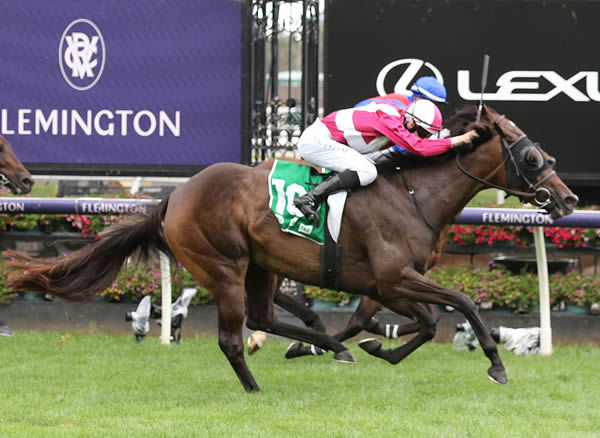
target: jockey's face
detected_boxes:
[405,117,431,138]
[415,126,432,139]
[405,118,417,132]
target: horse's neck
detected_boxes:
[395,139,503,232]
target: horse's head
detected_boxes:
[0,135,34,194]
[450,105,577,219]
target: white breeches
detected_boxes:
[297,120,378,186]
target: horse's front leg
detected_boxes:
[380,267,507,385]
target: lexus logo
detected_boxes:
[376,58,444,96]
[59,19,106,91]
[458,70,600,102]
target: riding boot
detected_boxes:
[293,169,361,227]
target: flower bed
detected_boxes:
[304,265,600,313]
[449,223,600,249]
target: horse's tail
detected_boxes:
[4,198,173,301]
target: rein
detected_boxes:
[455,115,556,208]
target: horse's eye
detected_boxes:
[546,156,556,168]
[524,147,543,170]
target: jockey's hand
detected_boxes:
[450,132,476,148]
[465,122,494,144]
[467,130,480,141]
[451,122,494,151]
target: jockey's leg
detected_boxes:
[294,121,376,226]
[293,169,361,227]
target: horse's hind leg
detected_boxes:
[165,244,259,391]
[245,264,355,363]
[358,301,439,365]
[248,280,329,354]
[274,289,326,332]
[215,285,260,392]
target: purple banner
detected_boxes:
[0,198,157,215]
[0,0,241,174]
[455,208,600,228]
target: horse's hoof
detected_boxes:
[334,349,356,363]
[247,331,266,355]
[487,365,508,385]
[285,342,305,359]
[358,338,382,355]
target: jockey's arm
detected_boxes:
[374,111,478,157]
[450,130,479,147]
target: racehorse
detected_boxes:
[0,134,34,195]
[4,105,577,392]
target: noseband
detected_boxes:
[0,174,10,187]
[455,115,556,208]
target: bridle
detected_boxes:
[0,174,10,188]
[455,114,556,209]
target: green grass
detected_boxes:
[0,333,598,437]
[467,189,523,208]
[1,182,58,198]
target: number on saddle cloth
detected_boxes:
[268,159,329,244]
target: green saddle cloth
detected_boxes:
[268,159,328,244]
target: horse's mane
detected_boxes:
[445,105,479,137]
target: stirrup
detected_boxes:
[293,194,322,226]
[295,202,321,226]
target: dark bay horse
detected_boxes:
[0,134,34,194]
[5,105,577,392]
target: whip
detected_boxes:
[476,54,490,123]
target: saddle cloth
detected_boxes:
[268,159,347,244]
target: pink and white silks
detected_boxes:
[297,101,452,186]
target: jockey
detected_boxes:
[355,76,451,152]
[293,98,480,226]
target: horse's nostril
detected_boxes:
[565,194,579,208]
[22,177,35,192]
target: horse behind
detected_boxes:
[0,134,34,194]
[5,105,577,392]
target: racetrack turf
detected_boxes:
[0,332,598,437]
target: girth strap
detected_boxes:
[320,218,341,291]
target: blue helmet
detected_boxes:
[410,76,448,104]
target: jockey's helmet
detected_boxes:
[410,76,448,104]
[405,100,443,135]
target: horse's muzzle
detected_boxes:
[19,176,35,194]
[548,192,578,219]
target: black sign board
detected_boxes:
[325,0,600,201]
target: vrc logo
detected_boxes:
[59,19,105,91]
[376,58,444,96]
